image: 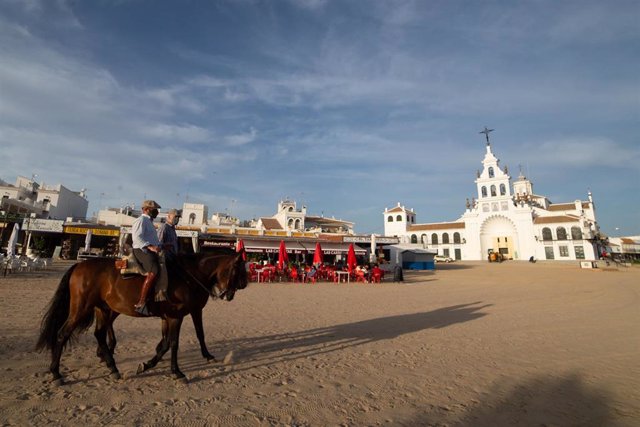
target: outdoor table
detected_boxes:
[255,268,265,282]
[335,271,349,283]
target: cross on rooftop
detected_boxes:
[479,126,494,145]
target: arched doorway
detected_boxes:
[480,216,518,260]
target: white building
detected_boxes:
[1,175,88,220]
[384,142,603,261]
[257,200,355,234]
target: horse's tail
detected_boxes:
[36,263,94,351]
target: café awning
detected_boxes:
[242,239,308,254]
[312,242,366,255]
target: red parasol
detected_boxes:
[236,239,246,261]
[278,240,289,270]
[313,242,324,265]
[347,243,357,273]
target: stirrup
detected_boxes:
[135,304,151,316]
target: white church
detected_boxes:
[384,136,603,261]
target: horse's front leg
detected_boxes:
[191,309,216,362]
[167,317,186,382]
[93,307,120,380]
[137,318,170,374]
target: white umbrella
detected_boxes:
[7,223,20,257]
[370,234,377,263]
[84,229,92,253]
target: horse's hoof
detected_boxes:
[206,356,217,363]
[52,378,64,387]
[110,371,121,380]
[136,363,146,375]
[172,373,187,383]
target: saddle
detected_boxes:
[115,252,170,302]
[115,253,146,278]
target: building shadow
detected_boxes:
[403,373,621,426]
[432,263,476,270]
[180,302,491,382]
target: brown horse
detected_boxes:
[36,251,247,385]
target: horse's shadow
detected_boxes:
[175,301,491,382]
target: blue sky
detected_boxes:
[1,0,638,235]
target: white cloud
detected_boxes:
[140,123,213,144]
[225,127,257,146]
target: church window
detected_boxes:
[500,184,506,195]
[559,246,569,257]
[453,232,461,243]
[545,246,555,259]
[396,215,402,221]
[574,246,585,259]
[488,167,494,178]
[443,248,450,257]
[481,186,487,198]
[442,233,450,244]
[421,234,427,244]
[295,219,301,230]
[431,233,438,244]
[542,227,552,241]
[571,226,583,240]
[490,185,497,197]
[411,234,417,244]
[189,213,196,225]
[288,218,294,228]
[557,227,567,240]
[387,216,393,222]
[288,206,294,212]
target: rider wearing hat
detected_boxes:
[132,200,163,313]
[158,208,180,258]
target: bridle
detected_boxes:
[178,255,237,300]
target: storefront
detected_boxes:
[62,224,120,259]
[21,218,64,257]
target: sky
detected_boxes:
[1,0,639,236]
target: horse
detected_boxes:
[36,251,248,385]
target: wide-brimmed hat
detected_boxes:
[141,200,161,209]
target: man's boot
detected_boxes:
[135,272,156,314]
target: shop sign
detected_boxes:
[22,219,64,233]
[177,230,198,238]
[202,240,235,248]
[64,226,119,237]
[343,236,398,244]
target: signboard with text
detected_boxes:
[22,219,64,233]
[64,226,120,237]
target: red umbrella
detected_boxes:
[278,240,289,270]
[313,242,324,265]
[236,239,246,261]
[347,243,357,273]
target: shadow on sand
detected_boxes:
[403,373,621,426]
[176,302,491,382]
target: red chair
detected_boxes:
[249,263,258,282]
[355,271,367,283]
[371,270,383,283]
[289,267,299,282]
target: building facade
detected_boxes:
[1,175,88,221]
[384,142,603,261]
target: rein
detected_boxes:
[175,256,231,300]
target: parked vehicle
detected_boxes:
[434,255,454,263]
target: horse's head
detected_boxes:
[203,252,248,301]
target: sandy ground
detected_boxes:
[0,260,638,426]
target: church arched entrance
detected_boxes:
[480,216,518,260]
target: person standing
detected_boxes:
[132,200,163,314]
[158,209,179,258]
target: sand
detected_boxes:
[0,260,638,426]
